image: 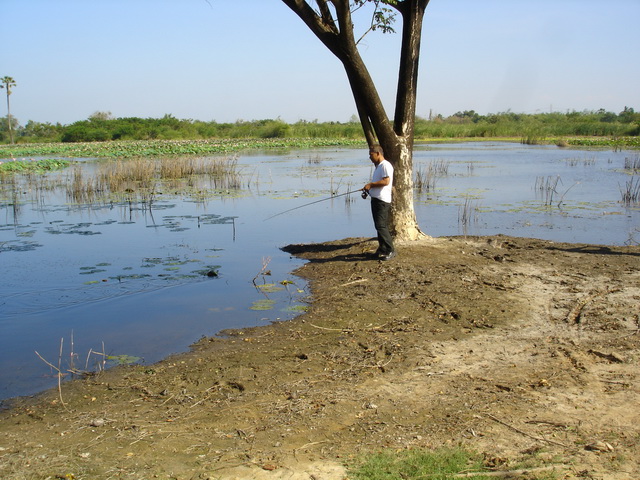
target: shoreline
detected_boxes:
[1,235,639,479]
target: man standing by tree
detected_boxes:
[363,144,395,260]
[1,76,17,144]
[282,0,430,241]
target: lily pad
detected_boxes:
[256,283,283,293]
[79,269,106,275]
[250,299,276,311]
[106,354,141,365]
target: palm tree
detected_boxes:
[1,76,17,144]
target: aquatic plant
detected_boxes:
[34,333,139,408]
[620,176,640,206]
[624,155,640,173]
[458,196,480,235]
[63,155,245,207]
[0,138,365,160]
[535,175,561,206]
[565,156,596,166]
[414,159,450,193]
[250,299,276,311]
[0,157,69,174]
[521,133,543,145]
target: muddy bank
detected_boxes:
[1,235,639,479]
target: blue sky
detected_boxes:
[2,0,639,125]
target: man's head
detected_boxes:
[369,144,384,165]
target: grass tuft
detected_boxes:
[348,448,490,480]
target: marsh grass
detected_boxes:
[66,166,104,204]
[307,154,322,165]
[535,175,561,205]
[34,333,111,409]
[620,176,640,206]
[624,155,640,173]
[65,155,243,206]
[565,157,596,166]
[466,161,475,175]
[415,159,451,192]
[521,133,543,145]
[458,196,480,235]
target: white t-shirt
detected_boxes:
[370,159,393,203]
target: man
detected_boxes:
[363,144,395,260]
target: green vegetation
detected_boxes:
[0,109,637,170]
[416,107,639,140]
[0,157,69,173]
[0,113,366,144]
[0,108,638,148]
[348,448,493,480]
[347,447,560,480]
[0,138,364,160]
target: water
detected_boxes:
[1,142,638,402]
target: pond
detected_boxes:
[1,142,638,402]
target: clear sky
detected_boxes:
[2,0,639,126]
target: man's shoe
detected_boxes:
[380,251,395,261]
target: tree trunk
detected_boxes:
[383,0,429,241]
[6,95,14,145]
[390,139,422,240]
[281,0,429,240]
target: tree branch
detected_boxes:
[316,0,338,31]
[281,0,340,51]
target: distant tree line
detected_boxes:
[419,107,640,139]
[1,108,638,144]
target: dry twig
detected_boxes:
[485,413,569,447]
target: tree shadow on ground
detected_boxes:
[545,244,640,258]
[282,238,379,263]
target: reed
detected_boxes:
[159,156,196,178]
[565,156,596,166]
[466,161,475,175]
[414,159,450,192]
[344,183,357,205]
[63,155,244,206]
[521,134,543,145]
[307,154,322,165]
[99,158,156,192]
[620,176,640,206]
[624,155,640,173]
[458,196,480,235]
[66,165,103,203]
[535,175,561,205]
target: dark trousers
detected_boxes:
[371,197,394,255]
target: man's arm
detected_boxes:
[364,176,390,191]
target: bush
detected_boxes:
[61,124,110,142]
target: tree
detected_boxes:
[1,76,17,144]
[281,0,430,240]
[89,111,114,122]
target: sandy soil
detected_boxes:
[0,235,639,480]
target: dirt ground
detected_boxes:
[1,235,639,480]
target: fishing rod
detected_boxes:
[265,189,368,221]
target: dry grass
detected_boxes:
[415,159,450,193]
[64,155,243,205]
